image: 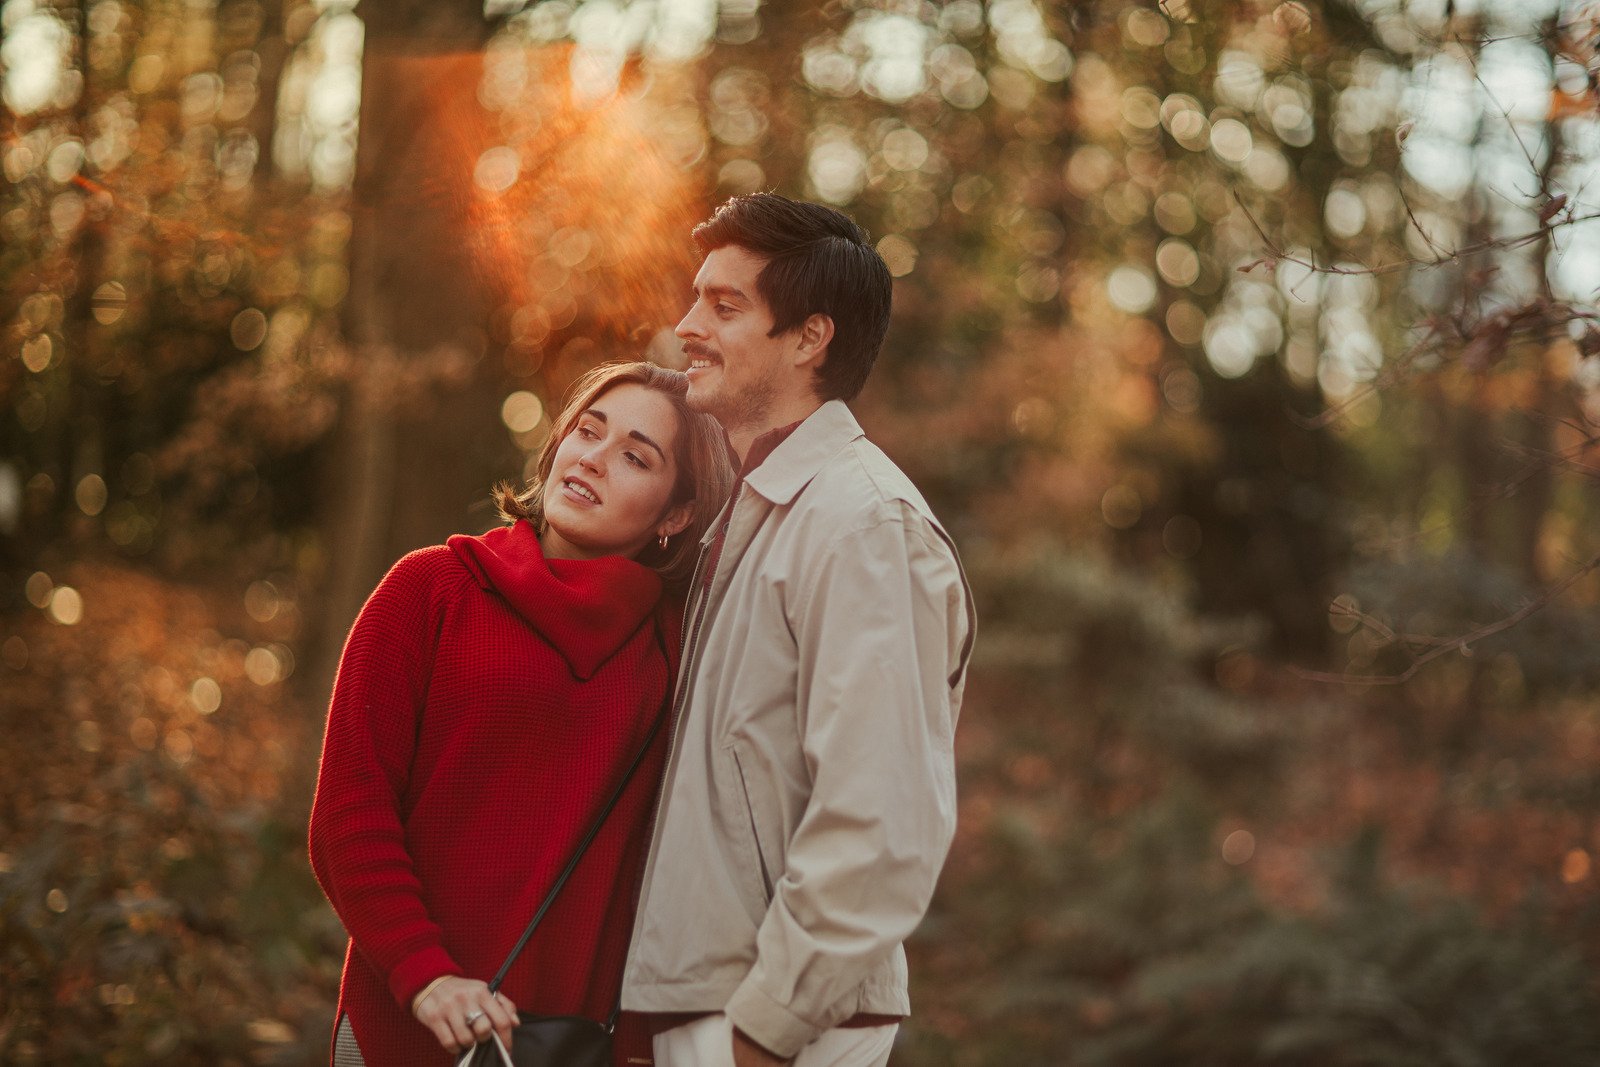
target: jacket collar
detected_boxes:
[742,400,864,507]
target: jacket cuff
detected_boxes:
[388,946,463,1009]
[724,980,822,1060]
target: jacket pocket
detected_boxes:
[729,747,774,905]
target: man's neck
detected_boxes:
[726,399,824,468]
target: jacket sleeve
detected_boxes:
[308,550,464,1007]
[723,508,974,1056]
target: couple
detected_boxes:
[309,194,976,1067]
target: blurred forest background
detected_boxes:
[6,0,1600,1062]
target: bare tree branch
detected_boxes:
[1233,192,1600,278]
[1294,551,1600,686]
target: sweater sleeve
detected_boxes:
[308,548,464,1007]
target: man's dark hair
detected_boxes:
[692,193,892,403]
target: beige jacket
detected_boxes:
[620,401,976,1058]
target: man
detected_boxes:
[621,193,975,1067]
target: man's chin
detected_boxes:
[685,381,721,416]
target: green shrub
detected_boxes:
[905,802,1600,1067]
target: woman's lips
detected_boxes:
[561,478,600,505]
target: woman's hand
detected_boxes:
[412,976,518,1057]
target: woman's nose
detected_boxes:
[579,449,603,473]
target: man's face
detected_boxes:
[675,245,800,433]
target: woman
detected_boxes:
[309,361,733,1067]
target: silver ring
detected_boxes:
[464,1010,485,1026]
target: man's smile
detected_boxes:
[683,342,721,372]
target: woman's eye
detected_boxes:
[626,452,647,469]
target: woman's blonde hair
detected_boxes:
[494,361,734,591]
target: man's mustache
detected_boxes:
[682,342,719,361]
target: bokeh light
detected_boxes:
[500,391,545,435]
[47,586,83,625]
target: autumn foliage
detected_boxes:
[5,0,1600,1062]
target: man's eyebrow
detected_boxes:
[695,283,750,304]
[582,408,667,464]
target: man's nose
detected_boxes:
[675,305,704,339]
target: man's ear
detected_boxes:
[792,313,835,370]
[658,501,694,540]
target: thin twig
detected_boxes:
[1233,191,1600,279]
[1294,552,1600,686]
[1472,72,1543,195]
[1399,186,1452,260]
[1290,318,1449,430]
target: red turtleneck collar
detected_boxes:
[446,520,662,680]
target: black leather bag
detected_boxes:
[458,667,667,1067]
[458,1014,611,1067]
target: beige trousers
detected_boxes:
[651,1012,896,1067]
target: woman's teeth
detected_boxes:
[566,480,599,503]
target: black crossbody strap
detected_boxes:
[486,624,670,994]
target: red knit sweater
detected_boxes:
[309,521,676,1067]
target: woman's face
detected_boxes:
[540,382,692,563]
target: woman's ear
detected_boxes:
[658,501,694,540]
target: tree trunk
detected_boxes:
[249,0,289,179]
[309,5,504,694]
[1511,62,1564,586]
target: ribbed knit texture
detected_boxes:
[309,521,676,1067]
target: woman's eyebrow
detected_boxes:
[583,408,667,463]
[629,430,667,463]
